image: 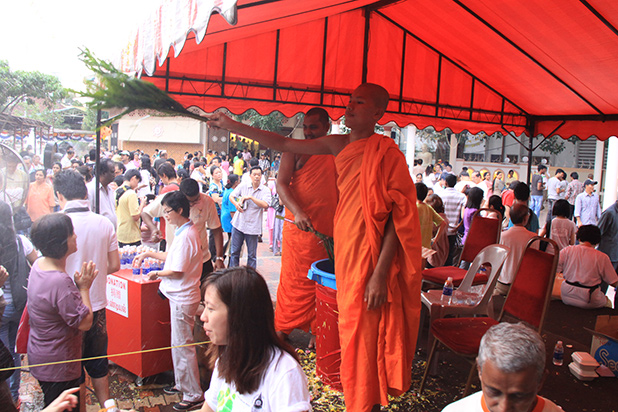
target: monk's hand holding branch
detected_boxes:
[364,269,388,310]
[294,210,313,232]
[207,112,237,130]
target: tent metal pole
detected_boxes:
[319,18,328,106]
[526,120,535,186]
[362,8,371,83]
[95,110,101,214]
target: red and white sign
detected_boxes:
[107,275,129,318]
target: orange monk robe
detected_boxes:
[334,134,422,411]
[275,155,339,334]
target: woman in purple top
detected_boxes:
[27,214,97,408]
[462,187,484,243]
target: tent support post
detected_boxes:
[526,120,536,185]
[362,8,371,83]
[95,110,101,214]
[319,18,328,106]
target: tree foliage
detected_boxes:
[1,60,67,115]
[537,135,566,155]
[235,109,285,134]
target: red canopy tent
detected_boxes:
[122,0,618,142]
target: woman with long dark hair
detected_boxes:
[462,186,484,243]
[200,266,310,411]
[138,154,157,197]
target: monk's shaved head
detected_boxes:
[356,83,389,111]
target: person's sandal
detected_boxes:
[164,386,181,395]
[173,400,204,411]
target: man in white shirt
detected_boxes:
[120,150,137,171]
[229,166,272,268]
[442,323,563,412]
[497,203,537,295]
[54,170,120,408]
[135,191,204,411]
[180,178,225,280]
[87,158,117,228]
[60,147,76,170]
[546,168,567,223]
[471,171,489,198]
[190,162,208,193]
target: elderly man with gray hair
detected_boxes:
[443,323,563,412]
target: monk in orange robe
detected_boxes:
[275,107,338,342]
[209,83,422,412]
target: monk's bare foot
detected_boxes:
[276,331,288,342]
[308,334,316,349]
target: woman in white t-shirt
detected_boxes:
[200,266,311,412]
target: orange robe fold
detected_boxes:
[334,134,422,411]
[275,155,338,334]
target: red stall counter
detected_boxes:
[106,269,173,378]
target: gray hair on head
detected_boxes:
[477,322,546,383]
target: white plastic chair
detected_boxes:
[421,244,510,351]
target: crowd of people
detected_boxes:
[0,81,616,412]
[0,141,299,411]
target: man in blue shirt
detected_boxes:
[574,179,602,226]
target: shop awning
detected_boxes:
[122,0,618,140]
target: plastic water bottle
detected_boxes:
[120,248,128,269]
[142,259,151,275]
[104,399,120,412]
[553,341,564,366]
[132,260,141,276]
[442,277,454,304]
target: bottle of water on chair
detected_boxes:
[442,277,454,304]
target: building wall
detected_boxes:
[121,141,203,166]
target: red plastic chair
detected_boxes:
[422,208,502,289]
[418,236,559,396]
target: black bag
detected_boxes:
[270,193,284,213]
[9,237,30,314]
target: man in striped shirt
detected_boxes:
[440,173,466,266]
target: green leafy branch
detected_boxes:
[276,215,334,263]
[75,48,207,127]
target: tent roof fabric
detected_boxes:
[123,0,618,140]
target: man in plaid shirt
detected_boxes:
[441,173,466,266]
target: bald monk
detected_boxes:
[209,84,422,412]
[275,107,339,346]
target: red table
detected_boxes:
[106,269,173,378]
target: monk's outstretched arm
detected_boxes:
[364,215,398,310]
[277,153,312,231]
[208,113,343,155]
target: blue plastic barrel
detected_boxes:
[307,258,336,290]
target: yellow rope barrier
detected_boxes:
[0,340,211,372]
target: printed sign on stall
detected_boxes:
[107,275,129,318]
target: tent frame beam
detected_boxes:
[151,73,528,127]
[452,0,604,115]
